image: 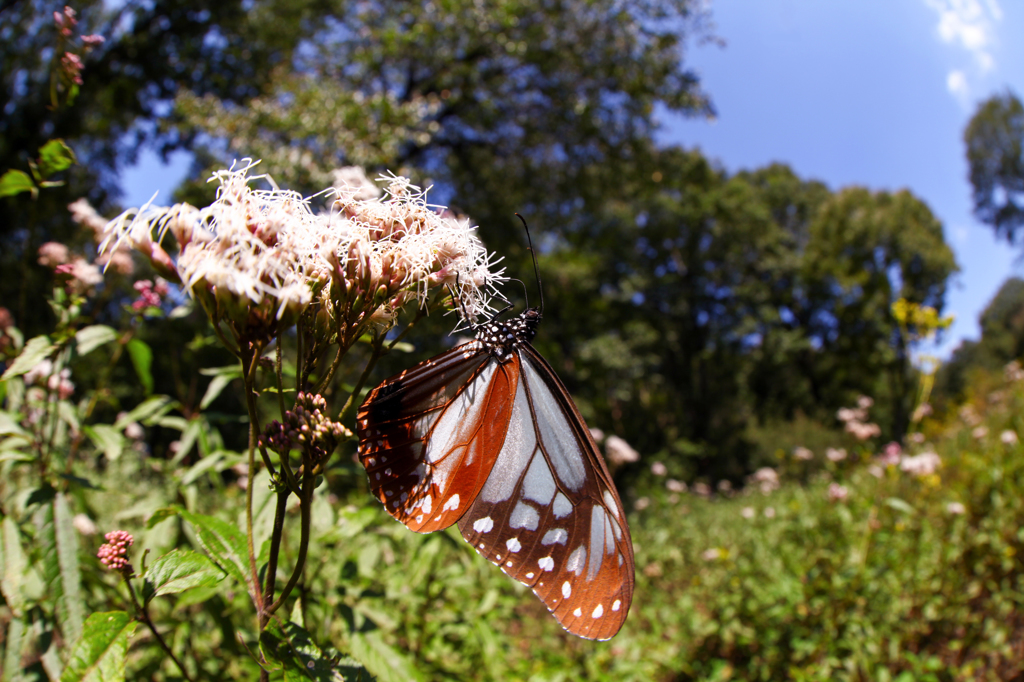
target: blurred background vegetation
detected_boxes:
[3,0,1024,679]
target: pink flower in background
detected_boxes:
[826,447,847,462]
[650,461,667,476]
[899,452,941,477]
[741,507,755,519]
[764,507,776,518]
[38,242,70,267]
[972,426,988,440]
[605,435,639,465]
[751,467,779,494]
[827,483,849,502]
[132,279,166,311]
[946,502,966,515]
[878,442,902,467]
[793,446,813,461]
[666,479,686,493]
[1000,430,1018,445]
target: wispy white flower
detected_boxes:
[946,501,966,515]
[1001,429,1018,445]
[740,506,755,519]
[101,161,506,339]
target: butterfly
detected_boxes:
[356,229,634,641]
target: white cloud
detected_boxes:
[947,69,970,105]
[925,0,1001,72]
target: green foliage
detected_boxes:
[934,276,1024,411]
[964,90,1024,244]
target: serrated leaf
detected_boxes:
[200,375,234,410]
[37,494,84,644]
[125,338,153,395]
[1,517,27,615]
[37,139,76,178]
[113,396,174,430]
[75,325,118,357]
[142,549,225,605]
[84,425,125,461]
[261,620,374,682]
[59,611,136,682]
[3,615,26,680]
[0,169,35,198]
[179,510,251,590]
[1,335,53,380]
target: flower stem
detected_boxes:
[124,572,194,682]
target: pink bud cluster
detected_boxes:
[132,279,169,311]
[262,392,351,462]
[53,7,104,86]
[97,530,133,571]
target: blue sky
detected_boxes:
[659,0,1024,358]
[122,0,1023,358]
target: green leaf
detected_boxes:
[261,620,374,682]
[37,494,84,644]
[38,139,77,178]
[179,451,224,486]
[125,338,153,395]
[179,509,251,589]
[59,611,136,682]
[84,425,125,461]
[1,335,53,380]
[146,506,182,529]
[885,497,916,515]
[349,632,422,682]
[0,169,35,198]
[1,517,27,615]
[75,325,118,357]
[200,374,233,410]
[141,549,226,605]
[113,395,174,430]
[0,410,25,436]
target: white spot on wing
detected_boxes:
[522,453,556,505]
[473,516,494,533]
[562,581,572,598]
[526,572,534,579]
[506,537,522,553]
[522,360,587,490]
[442,494,460,512]
[612,599,621,612]
[603,490,618,517]
[541,528,568,545]
[552,492,572,519]
[573,607,582,617]
[566,545,586,576]
[538,556,555,571]
[592,604,604,618]
[480,380,536,503]
[588,507,607,580]
[510,500,540,530]
[422,494,432,515]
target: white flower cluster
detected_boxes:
[101,161,505,336]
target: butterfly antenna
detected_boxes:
[515,213,543,313]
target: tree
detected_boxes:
[964,90,1024,244]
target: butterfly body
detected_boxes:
[357,309,634,640]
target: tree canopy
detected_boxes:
[964,90,1024,244]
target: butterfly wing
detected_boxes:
[357,342,521,533]
[457,344,634,641]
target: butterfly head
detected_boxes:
[476,308,542,359]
